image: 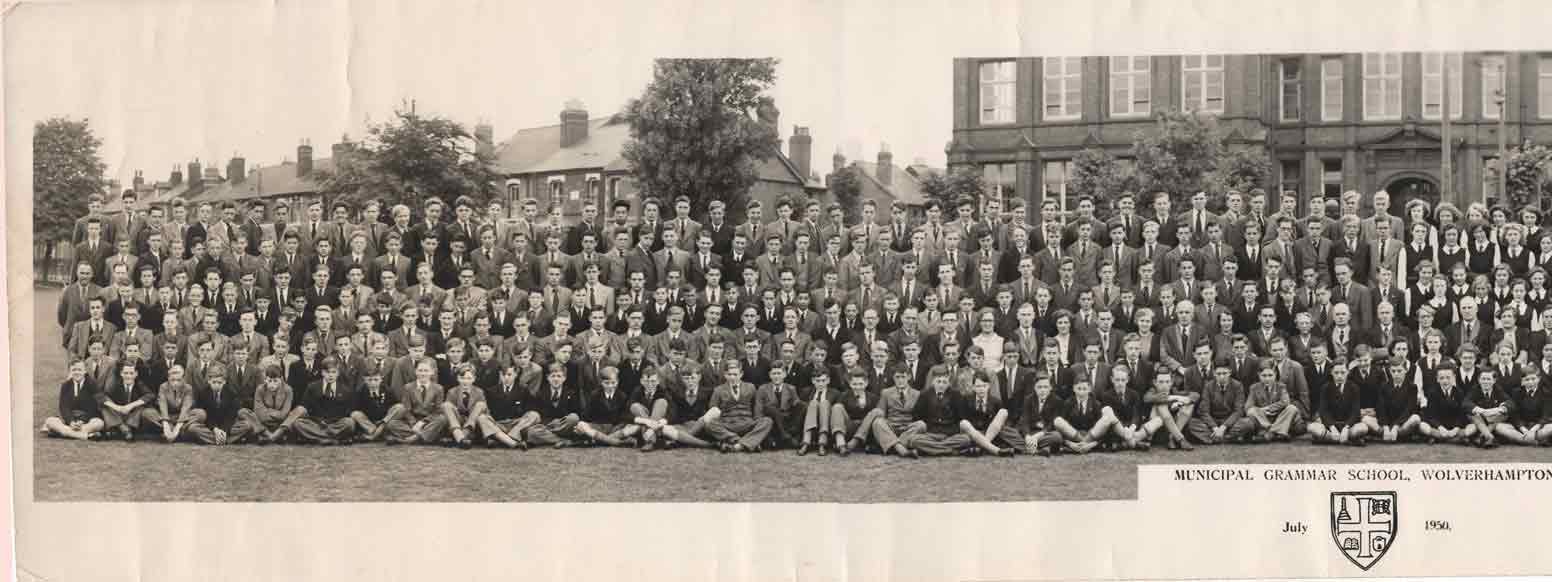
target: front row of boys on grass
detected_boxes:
[43,324,1552,454]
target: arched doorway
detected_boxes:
[1384,175,1440,218]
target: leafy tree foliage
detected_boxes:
[34,117,107,244]
[919,166,986,217]
[1491,141,1552,210]
[1070,147,1139,216]
[315,103,500,212]
[621,58,781,222]
[1130,109,1270,208]
[827,167,863,223]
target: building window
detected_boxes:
[1422,52,1463,120]
[1041,160,1071,215]
[1043,57,1082,120]
[1482,54,1507,120]
[586,177,601,205]
[979,61,1016,125]
[1540,56,1552,118]
[982,163,1017,210]
[607,177,622,207]
[505,181,521,204]
[1279,58,1302,122]
[1363,53,1403,120]
[1182,54,1225,113]
[1322,159,1343,198]
[1321,57,1344,122]
[1279,160,1301,195]
[547,176,565,208]
[1110,56,1151,117]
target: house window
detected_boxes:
[1279,160,1302,195]
[1041,160,1071,215]
[505,181,521,205]
[1110,56,1151,117]
[1363,53,1403,120]
[1482,54,1507,120]
[1279,58,1302,122]
[1540,56,1552,118]
[586,176,601,204]
[607,177,622,207]
[1422,52,1463,120]
[547,176,565,208]
[979,61,1016,125]
[982,163,1017,210]
[1182,54,1225,113]
[1043,57,1082,120]
[1322,159,1343,198]
[1321,57,1344,121]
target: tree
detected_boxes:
[1204,145,1273,201]
[827,168,863,223]
[35,117,107,241]
[621,58,781,222]
[34,117,107,281]
[1069,147,1138,217]
[314,103,501,212]
[1493,140,1552,210]
[1129,109,1271,209]
[918,167,986,216]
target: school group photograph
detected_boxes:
[31,53,1552,503]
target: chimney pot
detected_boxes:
[228,155,247,184]
[877,144,894,187]
[560,100,589,148]
[788,125,813,183]
[298,141,315,177]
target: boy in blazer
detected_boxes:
[1465,366,1514,448]
[523,360,584,448]
[1505,368,1552,445]
[291,357,358,444]
[754,364,803,451]
[383,357,447,444]
[574,366,639,447]
[1245,361,1299,442]
[659,367,717,449]
[42,359,105,441]
[1420,364,1473,444]
[955,370,1020,456]
[705,360,773,453]
[1188,362,1252,444]
[1308,359,1368,445]
[1053,379,1113,454]
[184,364,243,445]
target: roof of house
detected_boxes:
[853,160,932,206]
[189,158,336,204]
[494,113,821,191]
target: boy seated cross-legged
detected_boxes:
[1365,355,1423,443]
[430,364,492,449]
[184,363,243,445]
[1053,379,1113,454]
[628,364,672,451]
[658,367,717,449]
[864,364,925,459]
[291,357,358,445]
[957,370,1019,456]
[1504,368,1552,446]
[42,359,106,441]
[705,360,773,453]
[1187,362,1253,445]
[797,367,841,456]
[350,358,405,443]
[1464,364,1514,449]
[907,371,975,457]
[525,361,584,448]
[575,366,641,447]
[1141,367,1197,451]
[1018,374,1065,456]
[479,359,538,450]
[1245,359,1300,443]
[144,363,200,443]
[1308,357,1368,446]
[1097,364,1146,451]
[383,357,448,445]
[1419,364,1473,445]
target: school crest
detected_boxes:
[1329,491,1397,571]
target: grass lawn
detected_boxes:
[29,288,1552,502]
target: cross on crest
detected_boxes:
[1330,491,1398,571]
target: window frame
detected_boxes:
[1279,159,1302,196]
[1539,55,1552,119]
[547,175,565,208]
[1481,54,1507,120]
[1279,58,1303,122]
[1363,52,1404,120]
[1321,159,1343,198]
[1042,57,1083,121]
[979,60,1017,125]
[1182,54,1226,114]
[1320,57,1344,122]
[982,163,1018,211]
[1421,52,1464,120]
[1040,160,1072,216]
[1109,56,1152,118]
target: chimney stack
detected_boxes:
[560,100,589,148]
[170,165,183,186]
[228,155,246,184]
[132,170,145,189]
[832,147,846,173]
[188,159,204,189]
[475,121,495,158]
[203,165,222,182]
[297,140,314,176]
[877,143,893,186]
[789,126,812,182]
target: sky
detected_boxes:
[9,0,1551,188]
[6,0,1025,187]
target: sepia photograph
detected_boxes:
[11,0,1552,580]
